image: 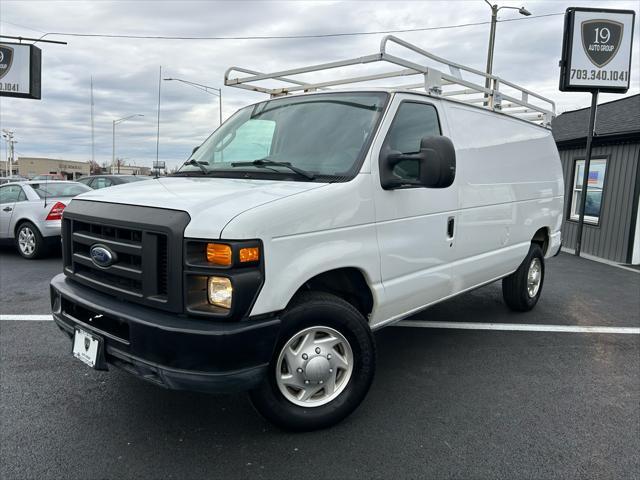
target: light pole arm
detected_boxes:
[165,78,221,96]
[164,77,224,126]
[114,113,144,125]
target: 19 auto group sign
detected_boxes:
[0,42,41,99]
[0,45,14,79]
[560,7,635,93]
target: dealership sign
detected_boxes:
[559,7,635,92]
[0,42,42,99]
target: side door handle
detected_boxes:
[447,216,455,239]
[2,207,12,212]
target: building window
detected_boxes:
[570,158,607,224]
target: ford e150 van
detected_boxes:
[50,37,563,430]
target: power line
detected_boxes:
[0,20,47,34]
[0,12,564,43]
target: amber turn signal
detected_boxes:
[206,243,232,266]
[239,247,260,263]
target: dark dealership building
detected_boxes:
[552,94,640,265]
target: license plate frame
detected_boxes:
[72,328,105,369]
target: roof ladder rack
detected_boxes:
[224,35,555,127]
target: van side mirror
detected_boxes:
[379,136,456,190]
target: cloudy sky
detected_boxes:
[0,0,638,169]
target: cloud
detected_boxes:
[0,0,638,168]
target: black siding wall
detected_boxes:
[559,141,640,263]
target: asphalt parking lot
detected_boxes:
[1,246,639,479]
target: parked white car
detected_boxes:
[50,37,563,430]
[0,181,91,258]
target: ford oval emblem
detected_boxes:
[89,244,116,268]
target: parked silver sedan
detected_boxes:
[0,181,91,258]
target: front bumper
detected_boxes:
[50,273,280,393]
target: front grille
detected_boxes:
[62,201,190,313]
[70,220,148,296]
[157,234,168,296]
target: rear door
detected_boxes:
[371,94,458,324]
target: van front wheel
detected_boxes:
[502,243,545,311]
[249,292,376,431]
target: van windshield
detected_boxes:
[179,92,388,180]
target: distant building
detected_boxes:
[552,94,640,265]
[15,157,90,180]
[109,164,152,176]
[0,160,19,177]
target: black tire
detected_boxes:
[14,221,46,259]
[249,291,376,431]
[502,243,545,312]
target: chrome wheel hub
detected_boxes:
[18,227,36,256]
[276,326,353,407]
[527,257,542,298]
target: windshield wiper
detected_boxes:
[231,159,315,180]
[179,158,209,174]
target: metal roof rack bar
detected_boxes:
[224,35,556,126]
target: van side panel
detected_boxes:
[443,103,564,293]
[221,174,384,318]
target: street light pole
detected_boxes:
[2,129,15,177]
[484,3,499,94]
[163,77,223,128]
[483,1,531,101]
[112,120,115,167]
[112,114,144,173]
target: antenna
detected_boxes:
[42,176,48,207]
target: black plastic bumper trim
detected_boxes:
[51,273,280,393]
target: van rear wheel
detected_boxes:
[502,243,545,311]
[249,291,376,431]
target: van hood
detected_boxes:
[74,176,328,239]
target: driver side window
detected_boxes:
[384,102,441,181]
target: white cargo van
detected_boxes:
[50,37,563,430]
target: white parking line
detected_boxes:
[396,320,640,334]
[1,314,638,334]
[1,315,54,321]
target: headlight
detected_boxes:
[207,276,232,309]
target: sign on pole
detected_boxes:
[558,7,635,257]
[559,7,635,93]
[0,42,42,100]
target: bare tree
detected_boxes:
[115,157,126,174]
[89,160,101,175]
